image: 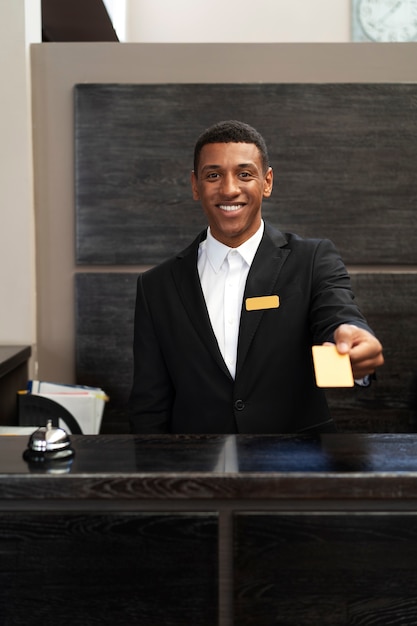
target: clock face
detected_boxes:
[358,0,417,42]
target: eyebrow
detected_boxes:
[200,162,257,173]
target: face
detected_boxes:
[191,142,273,248]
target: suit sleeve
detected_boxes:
[308,238,372,343]
[127,273,174,433]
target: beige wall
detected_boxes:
[31,42,417,384]
[0,0,40,367]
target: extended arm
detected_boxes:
[309,239,384,380]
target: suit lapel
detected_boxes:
[170,224,291,381]
[171,231,232,379]
[236,224,291,375]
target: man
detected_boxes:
[128,120,383,434]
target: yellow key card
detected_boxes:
[312,345,354,388]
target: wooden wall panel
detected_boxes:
[326,272,417,433]
[234,512,417,625]
[74,82,417,434]
[74,83,417,266]
[75,273,136,432]
[75,272,417,434]
[0,512,218,626]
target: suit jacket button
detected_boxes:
[234,399,245,411]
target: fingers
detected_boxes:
[351,345,384,379]
[332,324,384,379]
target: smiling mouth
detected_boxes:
[218,204,244,212]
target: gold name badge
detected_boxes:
[245,295,280,311]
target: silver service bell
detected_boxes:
[23,419,75,463]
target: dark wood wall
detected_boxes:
[74,84,417,433]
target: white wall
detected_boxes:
[103,0,127,42]
[0,1,40,364]
[125,0,350,43]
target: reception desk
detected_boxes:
[2,433,417,625]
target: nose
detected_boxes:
[220,173,240,196]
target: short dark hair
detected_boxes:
[193,120,269,175]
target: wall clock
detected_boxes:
[352,0,417,42]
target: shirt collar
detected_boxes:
[204,220,264,273]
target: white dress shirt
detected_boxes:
[197,221,264,379]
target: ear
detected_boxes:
[191,170,200,200]
[263,167,273,198]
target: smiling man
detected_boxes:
[128,120,383,434]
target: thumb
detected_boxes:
[333,324,354,354]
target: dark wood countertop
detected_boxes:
[2,433,417,502]
[3,433,417,625]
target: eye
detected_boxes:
[205,172,220,180]
[239,171,252,179]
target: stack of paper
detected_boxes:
[26,381,108,434]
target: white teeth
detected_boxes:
[218,205,243,212]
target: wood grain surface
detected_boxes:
[6,434,417,501]
[6,434,417,625]
[74,83,417,266]
[234,512,417,625]
[0,512,218,626]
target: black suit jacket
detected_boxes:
[128,222,372,434]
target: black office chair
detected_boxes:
[17,393,83,434]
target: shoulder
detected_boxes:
[139,229,206,283]
[263,222,338,255]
